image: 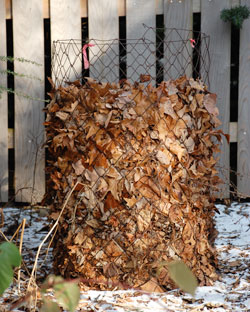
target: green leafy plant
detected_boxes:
[220,5,250,29]
[0,242,22,295]
[41,275,80,312]
[158,260,198,296]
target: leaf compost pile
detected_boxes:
[43,76,224,291]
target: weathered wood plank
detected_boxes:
[126,0,156,83]
[230,122,237,143]
[6,0,201,19]
[0,0,8,202]
[231,0,240,6]
[201,0,231,199]
[50,0,81,86]
[118,0,125,16]
[5,0,11,19]
[80,0,87,17]
[12,0,45,203]
[237,0,250,197]
[8,129,14,149]
[88,0,119,82]
[193,0,200,13]
[164,0,193,80]
[137,0,200,16]
[43,0,49,18]
[156,0,163,14]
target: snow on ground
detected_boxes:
[0,202,249,311]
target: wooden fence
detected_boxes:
[0,0,249,203]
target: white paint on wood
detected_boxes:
[164,0,193,80]
[12,0,45,203]
[143,0,200,16]
[88,0,119,82]
[201,0,231,199]
[0,0,8,202]
[156,0,163,14]
[7,0,201,19]
[193,0,200,13]
[237,0,250,196]
[50,0,81,86]
[126,0,156,84]
[229,122,237,143]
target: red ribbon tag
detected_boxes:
[189,39,196,48]
[82,43,95,69]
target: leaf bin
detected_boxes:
[43,76,224,291]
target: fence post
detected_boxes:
[126,0,156,83]
[12,0,45,203]
[88,0,119,82]
[50,0,81,85]
[164,0,193,80]
[0,0,8,202]
[237,0,250,197]
[201,0,231,199]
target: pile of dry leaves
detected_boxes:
[42,76,225,291]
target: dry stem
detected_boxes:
[27,181,83,291]
[18,219,26,293]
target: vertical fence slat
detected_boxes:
[50,0,81,42]
[237,0,250,196]
[126,0,156,83]
[201,0,231,199]
[12,0,45,202]
[164,0,193,80]
[0,0,8,202]
[88,0,119,82]
[50,0,81,85]
[5,0,11,18]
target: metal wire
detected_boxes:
[51,26,210,87]
[47,27,219,289]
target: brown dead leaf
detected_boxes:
[103,262,120,277]
[140,74,151,82]
[140,278,165,293]
[156,148,172,165]
[204,93,219,116]
[72,159,85,176]
[85,120,100,139]
[44,76,220,290]
[63,100,79,113]
[55,111,69,121]
[189,78,204,91]
[124,197,138,208]
[106,240,124,257]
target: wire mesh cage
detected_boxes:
[51,26,210,87]
[45,26,224,290]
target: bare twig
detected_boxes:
[40,225,58,268]
[27,181,83,291]
[10,222,23,242]
[18,219,26,293]
[0,207,4,227]
[0,229,9,242]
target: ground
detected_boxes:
[0,202,249,311]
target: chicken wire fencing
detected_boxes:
[45,27,223,289]
[51,26,210,88]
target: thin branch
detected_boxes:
[27,181,83,291]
